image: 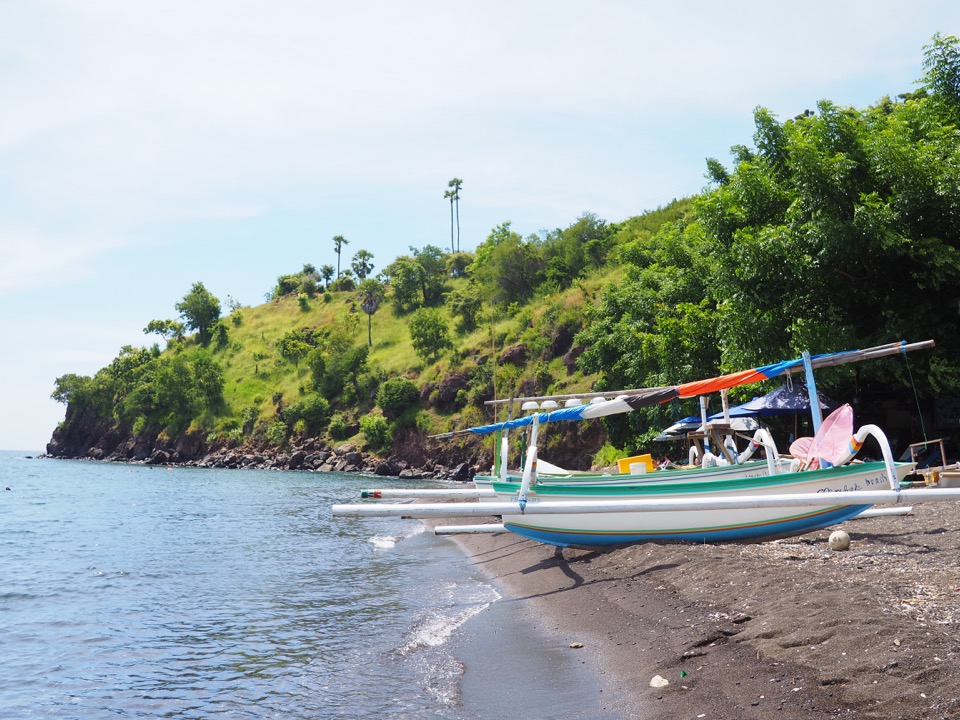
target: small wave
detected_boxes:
[368,535,397,549]
[367,523,427,550]
[397,582,501,655]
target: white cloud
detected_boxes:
[0,227,131,295]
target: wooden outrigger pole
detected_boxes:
[333,488,960,520]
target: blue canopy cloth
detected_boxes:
[723,385,839,418]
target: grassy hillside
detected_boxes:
[46,197,701,468]
[196,265,625,465]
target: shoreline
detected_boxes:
[445,502,960,719]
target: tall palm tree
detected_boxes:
[443,189,455,253]
[448,178,463,252]
[358,279,385,346]
[333,235,349,278]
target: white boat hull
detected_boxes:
[492,461,915,547]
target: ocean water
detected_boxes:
[0,451,615,720]
[0,451,494,719]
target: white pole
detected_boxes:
[499,401,514,481]
[699,395,710,453]
[720,388,737,459]
[517,412,540,509]
[332,488,960,519]
[851,506,913,519]
[435,523,506,535]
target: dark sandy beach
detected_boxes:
[448,498,960,719]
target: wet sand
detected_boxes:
[448,499,960,719]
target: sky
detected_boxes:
[1,1,957,451]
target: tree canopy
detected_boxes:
[176,282,222,345]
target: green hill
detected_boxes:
[47,36,960,469]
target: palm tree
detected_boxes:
[333,235,349,278]
[443,188,455,253]
[351,249,375,280]
[358,279,385,346]
[320,264,335,290]
[448,178,463,252]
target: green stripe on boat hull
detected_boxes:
[504,504,872,548]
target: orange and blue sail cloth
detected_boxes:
[673,350,858,398]
[437,341,926,438]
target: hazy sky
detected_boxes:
[1,1,956,451]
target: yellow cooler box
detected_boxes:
[617,454,655,474]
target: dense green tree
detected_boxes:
[376,377,420,418]
[307,347,326,391]
[541,212,611,288]
[695,93,960,392]
[175,282,221,345]
[143,319,186,343]
[445,284,483,332]
[383,255,424,313]
[446,251,474,278]
[360,412,392,452]
[921,33,960,125]
[409,307,453,362]
[276,329,316,367]
[51,373,92,407]
[109,350,226,434]
[192,351,225,408]
[52,372,114,421]
[383,245,449,313]
[285,395,330,435]
[577,219,719,445]
[272,274,301,298]
[470,222,544,306]
[411,245,448,305]
[108,345,162,409]
[317,345,369,400]
[320,264,335,289]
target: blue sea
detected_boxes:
[0,451,617,720]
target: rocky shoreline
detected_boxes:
[44,431,478,482]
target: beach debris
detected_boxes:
[680,670,689,678]
[828,530,851,551]
[569,641,584,649]
[650,675,670,688]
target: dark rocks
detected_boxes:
[374,458,403,476]
[548,325,574,359]
[498,344,527,367]
[288,450,307,470]
[436,372,470,408]
[174,432,206,461]
[562,344,585,375]
[450,462,472,482]
[146,450,170,465]
[45,421,482,482]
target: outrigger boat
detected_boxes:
[334,340,960,548]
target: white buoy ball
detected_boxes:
[828,530,851,551]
